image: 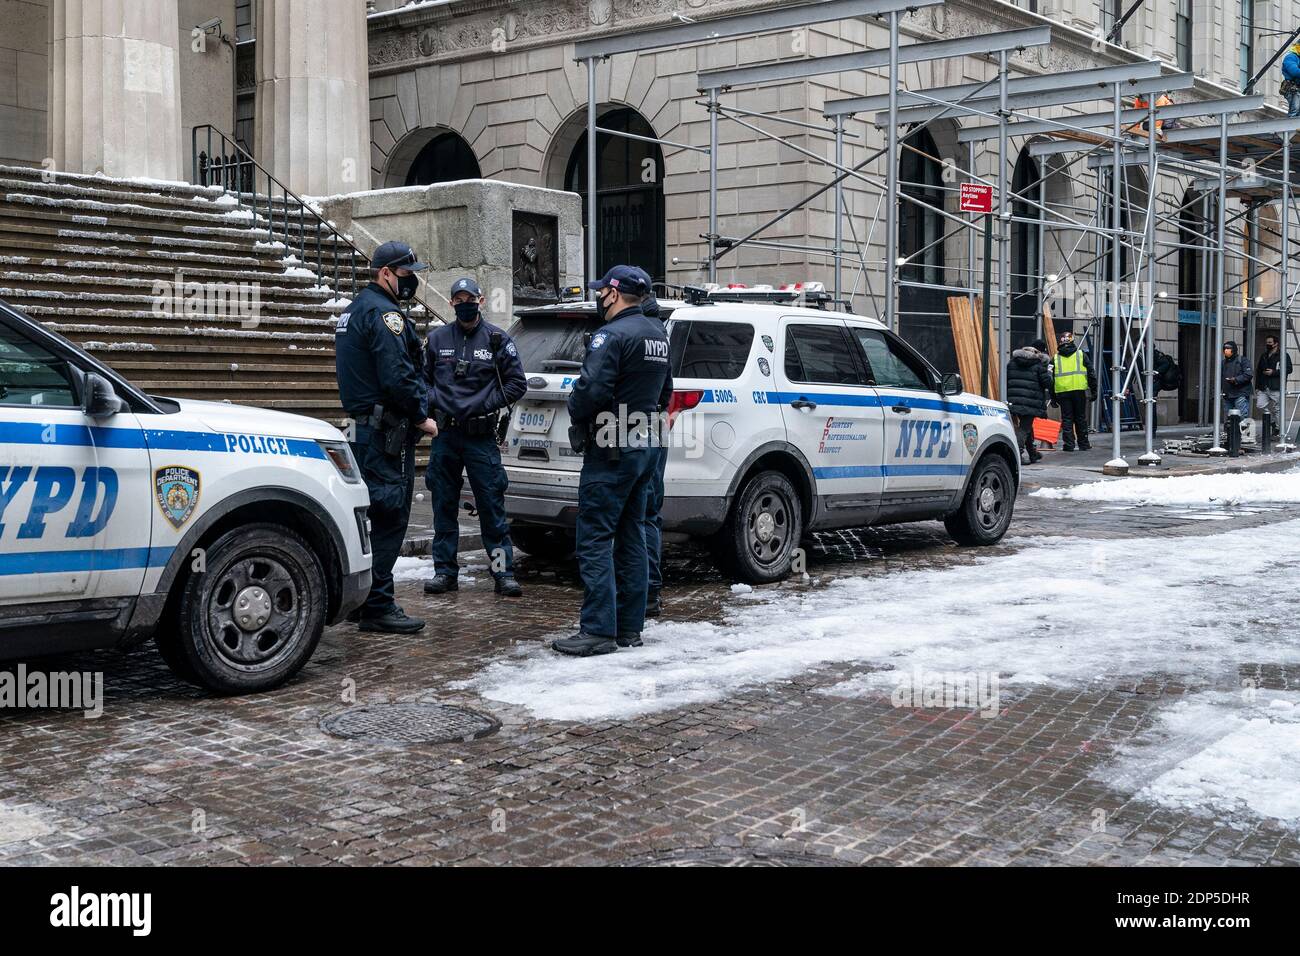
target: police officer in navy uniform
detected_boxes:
[632,266,669,619]
[423,277,528,597]
[334,240,439,634]
[553,266,672,657]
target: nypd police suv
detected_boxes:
[499,284,1020,582]
[0,298,371,693]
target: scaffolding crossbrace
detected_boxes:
[575,1,1300,470]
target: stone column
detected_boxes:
[48,0,183,181]
[254,0,371,196]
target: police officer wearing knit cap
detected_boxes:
[335,240,439,633]
[630,266,668,619]
[553,265,672,657]
[423,276,528,597]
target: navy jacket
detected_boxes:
[424,316,527,421]
[1222,349,1254,397]
[568,305,673,426]
[334,282,427,424]
[1005,346,1053,418]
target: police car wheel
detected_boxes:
[510,526,575,561]
[176,524,327,694]
[716,470,803,584]
[944,453,1015,546]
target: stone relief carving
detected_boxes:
[512,211,560,303]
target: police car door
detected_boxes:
[0,316,148,606]
[850,325,968,515]
[776,317,884,525]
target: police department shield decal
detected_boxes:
[962,423,978,454]
[155,466,201,530]
[383,311,405,335]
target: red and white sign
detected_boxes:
[959,182,994,214]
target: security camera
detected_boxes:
[195,16,222,35]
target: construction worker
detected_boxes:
[1131,91,1176,137]
[1284,42,1300,117]
[1052,329,1094,452]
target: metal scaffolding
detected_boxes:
[573,1,1300,470]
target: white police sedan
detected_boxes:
[0,298,371,693]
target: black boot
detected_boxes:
[345,607,362,624]
[359,608,426,634]
[615,633,643,648]
[495,575,523,597]
[552,632,618,656]
[423,574,458,594]
[645,588,661,618]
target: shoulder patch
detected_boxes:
[383,311,405,335]
[505,341,517,357]
[590,332,608,350]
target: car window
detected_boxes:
[506,314,603,371]
[669,321,754,380]
[0,323,77,407]
[852,327,930,390]
[784,324,863,385]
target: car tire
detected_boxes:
[511,526,576,561]
[944,453,1015,546]
[174,523,327,694]
[713,470,803,584]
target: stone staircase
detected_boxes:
[0,163,376,425]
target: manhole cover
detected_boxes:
[622,848,851,867]
[320,703,499,745]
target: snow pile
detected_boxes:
[459,519,1300,722]
[1033,468,1300,506]
[392,556,482,584]
[1100,692,1300,823]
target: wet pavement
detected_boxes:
[3,464,1300,866]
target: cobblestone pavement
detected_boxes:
[3,487,1300,866]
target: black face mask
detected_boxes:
[394,272,420,301]
[453,301,480,324]
[596,290,614,322]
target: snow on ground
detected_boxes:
[1100,692,1300,824]
[460,518,1300,724]
[392,556,484,585]
[1033,467,1300,506]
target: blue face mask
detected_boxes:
[453,301,480,324]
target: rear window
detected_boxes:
[669,321,755,380]
[506,313,603,372]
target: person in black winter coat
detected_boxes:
[1005,339,1053,463]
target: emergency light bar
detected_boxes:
[681,281,834,308]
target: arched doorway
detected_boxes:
[563,107,666,287]
[382,128,481,188]
[1010,148,1043,349]
[1177,188,1206,422]
[897,127,952,370]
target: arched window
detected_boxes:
[1010,148,1043,348]
[565,107,666,287]
[404,132,481,186]
[897,127,953,370]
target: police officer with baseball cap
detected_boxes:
[552,265,672,657]
[335,240,439,633]
[630,266,669,620]
[422,276,528,597]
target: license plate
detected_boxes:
[515,405,556,434]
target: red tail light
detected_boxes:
[666,389,705,427]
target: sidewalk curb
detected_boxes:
[401,531,483,558]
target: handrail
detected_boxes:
[189,124,438,321]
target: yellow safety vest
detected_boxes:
[1054,350,1088,393]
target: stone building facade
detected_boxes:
[3,0,1298,422]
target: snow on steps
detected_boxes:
[0,165,361,423]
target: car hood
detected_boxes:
[172,398,346,442]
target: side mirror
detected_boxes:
[82,372,125,419]
[938,371,963,397]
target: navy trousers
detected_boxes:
[576,447,656,639]
[425,427,514,579]
[644,446,668,592]
[352,423,415,616]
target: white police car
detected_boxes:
[499,285,1019,582]
[0,298,371,693]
